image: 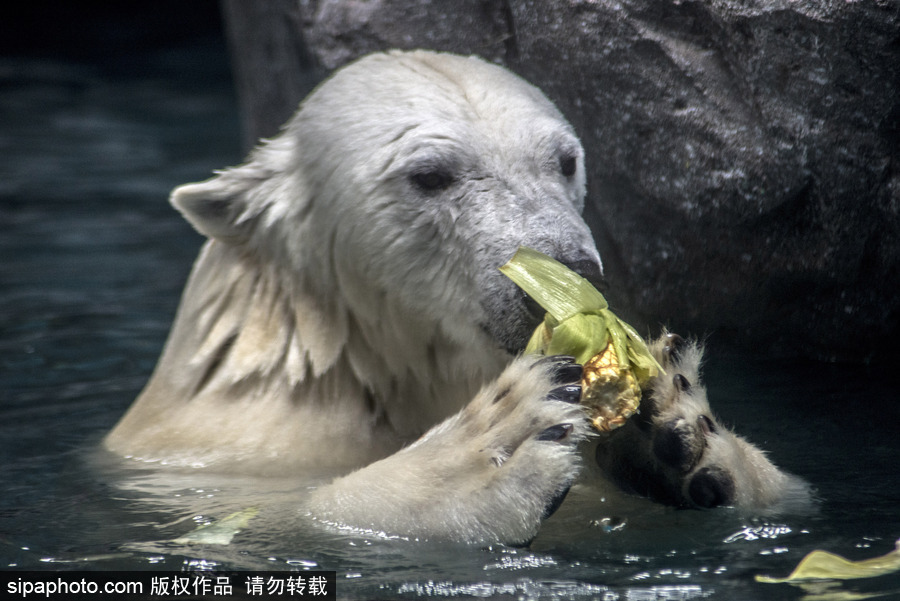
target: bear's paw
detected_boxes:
[306,355,591,544]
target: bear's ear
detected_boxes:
[170,135,297,243]
[170,172,254,243]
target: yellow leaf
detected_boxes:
[756,540,900,583]
[172,507,259,545]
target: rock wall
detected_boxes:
[221,0,900,362]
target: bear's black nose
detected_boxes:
[653,420,699,473]
[688,466,736,508]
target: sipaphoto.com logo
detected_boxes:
[5,573,142,598]
[2,571,338,600]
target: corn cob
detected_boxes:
[499,247,663,431]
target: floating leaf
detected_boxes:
[756,539,900,584]
[173,507,259,545]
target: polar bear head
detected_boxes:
[172,49,600,361]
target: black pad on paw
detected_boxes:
[688,466,735,508]
[652,420,698,472]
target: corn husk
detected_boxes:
[499,247,663,431]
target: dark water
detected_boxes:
[2,22,900,601]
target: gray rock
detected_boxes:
[221,0,900,362]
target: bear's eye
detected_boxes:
[559,154,577,178]
[410,169,454,192]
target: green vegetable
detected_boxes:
[500,247,663,430]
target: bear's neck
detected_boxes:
[107,240,508,470]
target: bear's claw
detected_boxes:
[661,332,687,364]
[547,384,582,404]
[537,423,574,441]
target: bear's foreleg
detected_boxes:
[595,333,809,511]
[305,355,591,545]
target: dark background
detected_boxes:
[2,2,226,64]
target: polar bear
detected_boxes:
[106,49,805,545]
